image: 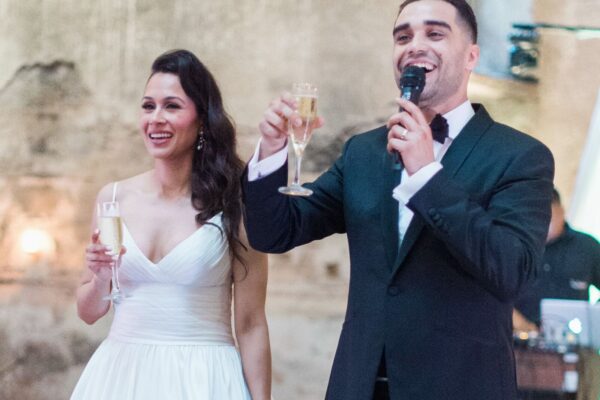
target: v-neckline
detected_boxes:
[122,213,221,266]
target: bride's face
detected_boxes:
[139,72,200,160]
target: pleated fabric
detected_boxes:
[71,213,252,400]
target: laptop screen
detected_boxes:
[540,299,591,347]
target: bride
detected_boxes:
[71,49,271,400]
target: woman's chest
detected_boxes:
[120,200,200,264]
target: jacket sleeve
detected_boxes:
[242,139,353,254]
[408,141,555,301]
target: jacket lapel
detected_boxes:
[390,104,494,276]
[438,104,493,177]
[381,150,402,270]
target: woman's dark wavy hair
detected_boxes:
[150,49,246,265]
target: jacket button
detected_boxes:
[543,263,551,272]
[387,286,401,296]
[428,208,437,217]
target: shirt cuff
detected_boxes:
[392,162,443,204]
[247,139,289,181]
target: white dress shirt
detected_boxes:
[247,100,475,241]
[393,101,474,241]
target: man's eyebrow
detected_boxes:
[424,20,452,30]
[393,20,452,36]
[393,23,409,36]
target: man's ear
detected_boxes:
[465,44,480,72]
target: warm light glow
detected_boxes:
[20,228,55,255]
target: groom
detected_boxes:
[243,1,554,399]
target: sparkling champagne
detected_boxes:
[99,216,123,256]
[278,82,318,197]
[289,95,317,156]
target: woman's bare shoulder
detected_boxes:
[96,170,153,202]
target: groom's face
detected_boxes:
[392,0,479,109]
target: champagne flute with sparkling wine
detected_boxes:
[278,82,318,196]
[97,201,125,303]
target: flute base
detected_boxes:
[103,290,128,304]
[278,184,313,197]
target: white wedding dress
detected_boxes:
[71,211,251,399]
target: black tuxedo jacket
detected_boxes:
[242,105,554,400]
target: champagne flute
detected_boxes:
[97,201,125,303]
[278,82,318,197]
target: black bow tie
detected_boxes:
[430,114,449,144]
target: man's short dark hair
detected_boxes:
[397,0,478,44]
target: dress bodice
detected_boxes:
[108,213,235,345]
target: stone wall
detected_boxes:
[534,0,600,28]
[0,0,401,159]
[532,0,600,206]
[1,1,600,399]
[0,0,402,279]
[0,2,399,399]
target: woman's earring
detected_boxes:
[197,130,206,151]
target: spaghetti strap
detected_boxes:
[111,182,118,203]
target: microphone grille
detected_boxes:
[400,66,426,90]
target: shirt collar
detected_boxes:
[442,100,475,140]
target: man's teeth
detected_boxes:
[149,133,173,139]
[410,63,435,72]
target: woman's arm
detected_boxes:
[233,228,271,400]
[76,231,113,324]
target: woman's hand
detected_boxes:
[85,229,126,283]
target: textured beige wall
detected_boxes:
[1,1,600,399]
[536,30,600,205]
[532,0,600,206]
[0,2,400,399]
[534,0,600,28]
[0,0,400,152]
[0,0,402,274]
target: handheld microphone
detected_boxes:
[399,65,426,105]
[394,66,426,167]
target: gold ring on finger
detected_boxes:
[399,128,408,141]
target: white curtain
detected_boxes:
[569,89,600,303]
[569,88,600,242]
